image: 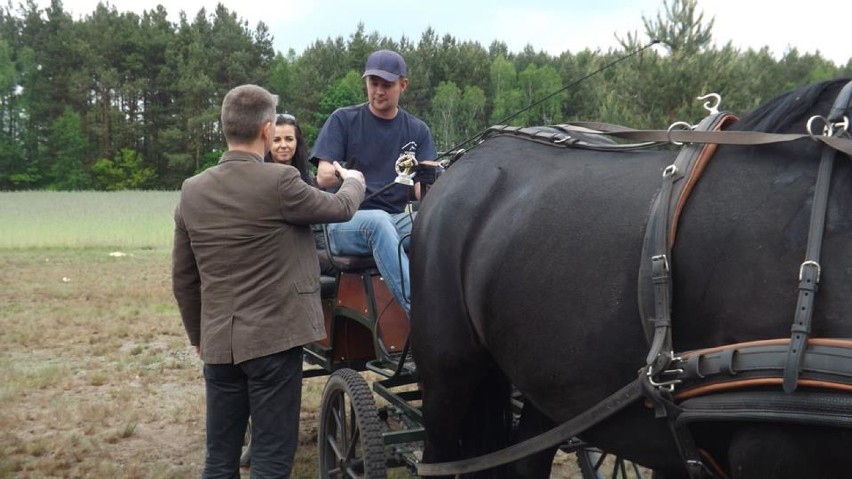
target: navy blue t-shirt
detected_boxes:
[310,103,437,214]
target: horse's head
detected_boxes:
[732,78,852,135]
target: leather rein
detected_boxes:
[418,82,852,477]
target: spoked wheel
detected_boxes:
[577,446,650,479]
[319,368,387,478]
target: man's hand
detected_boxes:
[316,160,342,189]
[413,161,443,186]
[334,161,365,186]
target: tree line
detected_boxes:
[1,0,849,191]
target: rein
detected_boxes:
[479,120,852,156]
[416,81,852,477]
[555,120,852,156]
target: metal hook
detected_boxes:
[805,114,850,139]
[666,121,693,146]
[806,115,828,140]
[834,116,849,135]
[697,93,722,115]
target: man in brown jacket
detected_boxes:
[172,84,365,478]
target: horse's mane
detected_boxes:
[732,78,851,133]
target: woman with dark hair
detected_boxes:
[265,113,313,185]
[266,113,336,276]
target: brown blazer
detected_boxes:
[172,150,364,364]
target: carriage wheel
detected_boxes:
[318,368,387,478]
[240,417,252,467]
[577,446,650,479]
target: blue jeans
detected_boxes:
[203,347,302,479]
[327,209,414,315]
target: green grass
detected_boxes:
[0,190,179,249]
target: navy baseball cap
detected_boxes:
[362,50,407,82]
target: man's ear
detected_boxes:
[261,121,273,141]
[399,77,409,92]
[260,121,274,151]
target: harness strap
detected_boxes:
[640,112,737,360]
[675,338,852,399]
[783,79,852,392]
[557,121,852,156]
[638,112,737,479]
[416,379,643,476]
[482,124,661,152]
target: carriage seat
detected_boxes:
[319,274,337,298]
[316,249,377,272]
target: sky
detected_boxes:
[29,0,852,66]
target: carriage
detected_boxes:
[245,78,852,479]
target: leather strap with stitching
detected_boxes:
[556,121,852,156]
[782,80,852,392]
[639,112,737,356]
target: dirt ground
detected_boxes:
[0,249,596,478]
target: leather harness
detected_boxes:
[418,81,852,477]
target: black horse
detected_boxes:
[410,78,852,478]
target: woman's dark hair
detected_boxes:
[265,113,313,185]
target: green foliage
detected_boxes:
[517,64,564,125]
[0,136,36,189]
[47,108,91,190]
[194,149,223,174]
[0,1,848,190]
[458,85,486,143]
[644,0,713,57]
[91,149,156,190]
[429,81,462,150]
[309,70,364,145]
[489,55,521,125]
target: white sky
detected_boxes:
[27,0,852,66]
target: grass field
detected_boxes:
[0,191,179,249]
[0,191,588,478]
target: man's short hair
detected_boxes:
[221,85,278,144]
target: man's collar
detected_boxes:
[220,150,265,164]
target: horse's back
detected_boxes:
[412,135,672,414]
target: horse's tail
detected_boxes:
[458,363,514,478]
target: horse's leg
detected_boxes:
[507,401,558,478]
[418,356,512,478]
[413,283,512,477]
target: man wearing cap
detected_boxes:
[311,49,438,316]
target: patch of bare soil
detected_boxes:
[0,249,600,478]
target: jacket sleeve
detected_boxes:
[171,202,201,346]
[277,167,365,225]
